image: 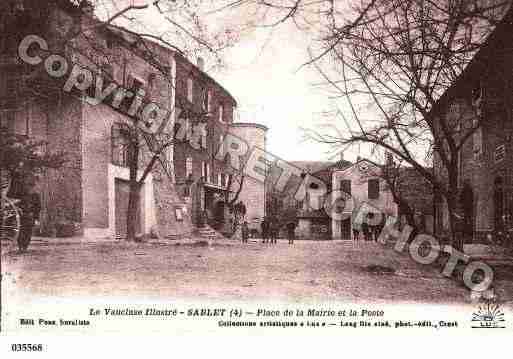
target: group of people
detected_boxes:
[260,216,279,244]
[351,213,385,242]
[240,216,297,245]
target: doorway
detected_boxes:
[115,179,141,239]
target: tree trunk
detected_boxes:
[447,196,463,252]
[126,137,140,242]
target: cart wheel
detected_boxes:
[1,197,20,244]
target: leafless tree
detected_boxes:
[273,0,510,250]
[2,0,243,241]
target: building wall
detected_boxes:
[0,2,84,234]
[433,22,513,240]
[331,161,397,239]
[73,15,195,238]
[1,2,197,238]
[173,55,235,185]
[1,1,252,238]
[173,54,238,226]
[228,123,268,231]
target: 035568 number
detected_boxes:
[11,344,44,352]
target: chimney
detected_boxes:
[197,57,205,72]
[356,155,361,162]
[339,152,344,162]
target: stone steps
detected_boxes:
[197,225,227,242]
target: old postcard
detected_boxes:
[1,0,512,356]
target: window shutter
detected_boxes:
[187,78,193,102]
[368,179,380,199]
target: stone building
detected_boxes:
[432,6,513,241]
[330,159,397,240]
[0,0,267,239]
[295,158,351,240]
[228,122,268,233]
[169,48,239,231]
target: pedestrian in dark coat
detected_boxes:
[286,221,297,245]
[261,217,269,243]
[362,221,370,241]
[269,217,279,244]
[352,227,360,241]
[241,221,249,243]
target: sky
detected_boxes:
[213,23,344,163]
[94,0,365,163]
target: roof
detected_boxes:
[230,122,268,131]
[290,161,335,174]
[312,159,353,184]
[73,9,238,107]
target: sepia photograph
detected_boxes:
[0,0,512,355]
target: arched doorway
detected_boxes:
[494,176,504,232]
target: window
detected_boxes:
[202,161,210,182]
[219,173,229,187]
[0,71,18,104]
[111,123,131,167]
[218,134,224,153]
[185,157,193,179]
[202,89,211,112]
[201,125,207,149]
[187,77,193,102]
[340,180,351,195]
[218,104,224,123]
[175,208,184,221]
[0,110,15,132]
[368,179,380,199]
[148,73,156,87]
[0,110,27,135]
[296,200,304,210]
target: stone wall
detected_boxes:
[228,123,268,232]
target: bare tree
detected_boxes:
[291,0,510,250]
[3,0,243,241]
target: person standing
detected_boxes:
[286,221,297,245]
[269,216,279,244]
[352,227,360,241]
[241,221,249,244]
[261,217,269,244]
[362,221,370,241]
